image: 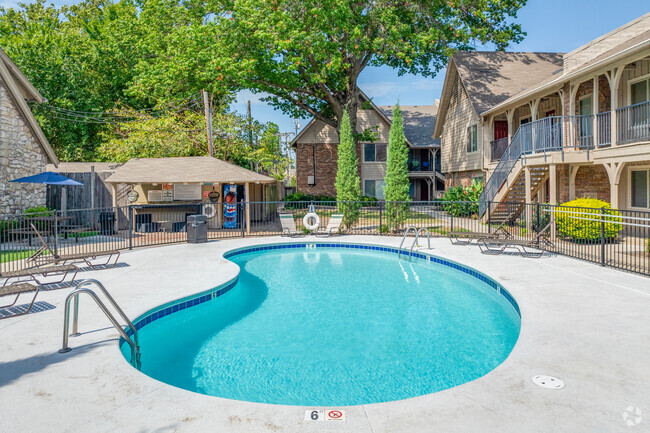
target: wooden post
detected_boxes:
[215,183,223,228]
[203,90,214,157]
[111,183,118,208]
[593,76,599,146]
[569,165,579,201]
[244,182,251,235]
[525,166,532,233]
[549,164,557,240]
[90,165,95,210]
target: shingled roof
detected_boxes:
[378,102,440,148]
[453,51,564,114]
[105,156,275,184]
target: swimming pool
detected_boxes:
[121,243,521,406]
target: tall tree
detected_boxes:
[384,104,410,230]
[98,108,289,176]
[211,0,527,137]
[334,111,361,227]
[0,0,231,160]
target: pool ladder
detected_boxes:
[58,279,141,370]
[398,226,431,259]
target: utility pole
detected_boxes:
[203,90,213,157]
[247,100,254,170]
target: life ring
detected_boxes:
[303,212,320,231]
[203,203,217,219]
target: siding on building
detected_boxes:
[295,107,391,197]
[440,75,483,175]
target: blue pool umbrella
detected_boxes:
[10,171,83,186]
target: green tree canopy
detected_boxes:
[210,0,527,136]
[0,0,231,160]
[98,108,290,179]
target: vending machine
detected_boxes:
[223,184,238,229]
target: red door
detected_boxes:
[494,120,508,140]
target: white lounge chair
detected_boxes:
[315,214,343,237]
[279,213,305,237]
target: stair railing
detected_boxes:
[479,116,592,216]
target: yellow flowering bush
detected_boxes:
[556,198,622,242]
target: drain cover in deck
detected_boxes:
[532,375,565,389]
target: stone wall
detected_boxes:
[0,76,47,215]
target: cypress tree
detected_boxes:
[335,110,361,227]
[384,104,410,230]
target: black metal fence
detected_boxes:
[1,200,648,277]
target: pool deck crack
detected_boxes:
[362,405,377,433]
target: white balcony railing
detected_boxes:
[479,101,650,216]
[596,111,611,147]
[617,100,650,144]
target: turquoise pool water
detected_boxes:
[122,245,520,406]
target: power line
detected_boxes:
[36,93,204,125]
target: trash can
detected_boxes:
[187,214,207,243]
[99,211,116,235]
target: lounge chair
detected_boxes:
[315,214,343,237]
[279,213,305,237]
[477,223,553,258]
[0,281,43,319]
[1,264,79,287]
[29,222,120,269]
[448,219,513,245]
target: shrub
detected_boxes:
[556,198,622,243]
[646,238,650,255]
[25,206,53,216]
[0,219,18,241]
[441,179,484,217]
[284,193,336,209]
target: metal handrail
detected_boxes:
[409,228,431,258]
[398,226,417,258]
[58,279,141,369]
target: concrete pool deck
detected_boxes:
[1,236,648,433]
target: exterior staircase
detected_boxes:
[479,115,580,220]
[488,166,548,224]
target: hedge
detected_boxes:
[555,198,622,243]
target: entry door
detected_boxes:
[494,120,508,140]
[579,96,593,148]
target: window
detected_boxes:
[631,169,649,209]
[466,125,478,153]
[364,143,375,162]
[631,77,650,105]
[364,179,386,199]
[364,143,387,162]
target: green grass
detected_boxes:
[0,249,45,263]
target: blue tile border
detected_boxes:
[123,241,520,345]
[225,242,520,318]
[123,276,238,339]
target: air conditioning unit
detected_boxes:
[307,176,316,185]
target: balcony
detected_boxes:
[490,137,509,161]
[408,160,434,172]
[479,100,650,215]
[617,100,650,144]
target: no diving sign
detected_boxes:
[304,409,346,421]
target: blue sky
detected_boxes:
[232,0,649,135]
